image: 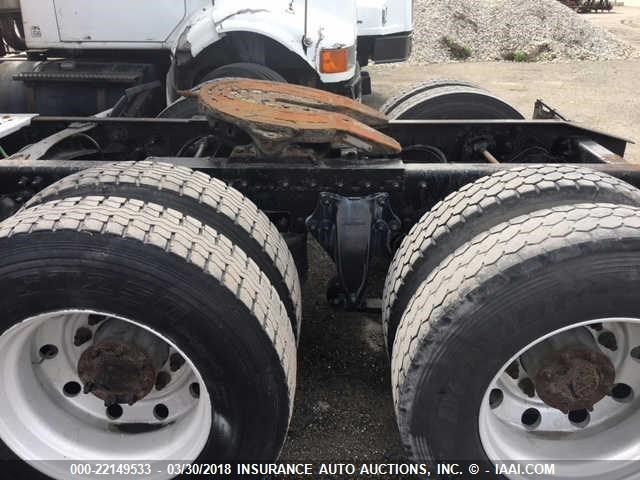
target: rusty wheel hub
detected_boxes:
[534,347,615,413]
[0,310,211,477]
[78,341,157,406]
[77,318,170,406]
[481,320,640,476]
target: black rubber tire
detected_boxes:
[284,233,309,284]
[383,165,640,353]
[200,62,286,84]
[392,202,640,466]
[24,161,302,341]
[380,79,486,117]
[159,62,286,119]
[383,84,523,120]
[0,196,296,475]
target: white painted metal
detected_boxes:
[480,318,640,480]
[54,0,188,43]
[0,113,37,139]
[357,0,413,36]
[15,0,411,85]
[0,310,212,480]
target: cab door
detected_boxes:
[54,0,187,43]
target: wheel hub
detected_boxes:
[0,310,211,480]
[534,347,615,413]
[78,341,157,406]
[77,318,170,406]
[480,319,640,479]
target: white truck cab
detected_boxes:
[0,0,412,114]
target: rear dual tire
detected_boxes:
[386,166,640,478]
[391,203,640,478]
[0,164,300,479]
[25,160,302,340]
[383,165,640,352]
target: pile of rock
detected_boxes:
[407,0,635,63]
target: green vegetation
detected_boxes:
[502,43,552,63]
[514,51,529,62]
[440,36,472,60]
[502,50,528,62]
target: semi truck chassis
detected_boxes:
[1,79,640,479]
[0,91,635,307]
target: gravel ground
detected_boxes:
[408,0,637,63]
[279,242,404,467]
[367,57,640,162]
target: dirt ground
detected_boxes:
[368,6,640,162]
[368,58,640,162]
[280,6,640,466]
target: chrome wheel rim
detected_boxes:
[0,310,212,480]
[480,318,640,480]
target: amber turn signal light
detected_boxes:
[320,48,352,74]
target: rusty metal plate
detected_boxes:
[194,78,401,156]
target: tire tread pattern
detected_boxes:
[3,196,297,412]
[383,84,523,120]
[380,79,485,116]
[25,161,302,338]
[391,202,640,457]
[383,165,640,350]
